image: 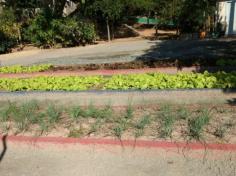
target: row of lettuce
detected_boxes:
[0,64,53,73]
[0,72,235,91]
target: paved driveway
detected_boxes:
[1,38,236,66]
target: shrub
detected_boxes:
[0,9,20,40]
[0,32,16,54]
[216,59,236,67]
[24,10,96,48]
[0,9,19,53]
[51,18,96,47]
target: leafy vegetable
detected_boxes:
[0,64,52,73]
[0,71,235,91]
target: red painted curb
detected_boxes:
[1,135,236,151]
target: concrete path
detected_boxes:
[1,38,236,66]
[0,140,235,176]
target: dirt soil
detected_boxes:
[45,59,235,71]
[0,104,235,144]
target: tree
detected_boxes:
[90,0,124,41]
[179,0,217,33]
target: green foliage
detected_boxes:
[46,104,61,124]
[0,32,16,54]
[1,101,39,132]
[124,105,134,119]
[176,107,190,120]
[179,0,217,33]
[216,59,236,67]
[188,109,210,140]
[0,8,19,40]
[134,115,150,138]
[124,0,155,12]
[113,125,124,139]
[158,105,176,138]
[24,10,96,48]
[0,100,234,142]
[0,72,236,91]
[69,106,83,120]
[104,72,236,90]
[0,76,103,91]
[91,0,124,21]
[0,9,19,53]
[0,64,52,73]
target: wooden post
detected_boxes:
[155,12,158,39]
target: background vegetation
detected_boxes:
[0,0,218,53]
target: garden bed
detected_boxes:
[0,101,235,144]
[0,58,236,74]
[0,72,235,91]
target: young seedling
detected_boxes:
[38,113,49,134]
[188,109,210,140]
[0,107,10,122]
[7,102,29,132]
[98,105,113,119]
[124,105,134,120]
[158,105,176,138]
[46,104,61,124]
[134,115,150,138]
[113,125,124,139]
[69,106,83,120]
[21,100,39,124]
[176,107,190,120]
[83,104,97,118]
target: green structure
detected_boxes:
[136,17,175,27]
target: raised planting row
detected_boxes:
[0,101,235,143]
[0,64,52,73]
[0,71,236,91]
[0,58,235,74]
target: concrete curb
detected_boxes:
[0,89,235,106]
[1,135,236,151]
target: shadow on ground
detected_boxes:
[138,39,236,60]
[227,98,236,106]
[223,89,236,106]
[0,135,7,163]
[137,39,236,107]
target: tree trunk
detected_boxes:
[106,17,111,42]
[17,26,23,50]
